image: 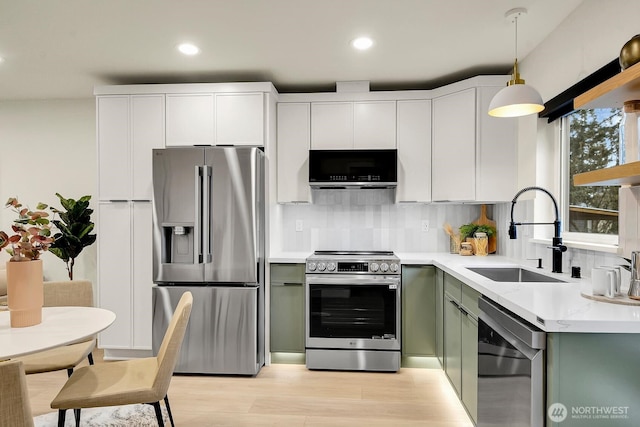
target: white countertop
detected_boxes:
[398,252,640,334]
[269,251,640,333]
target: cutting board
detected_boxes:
[473,205,497,254]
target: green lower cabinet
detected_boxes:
[461,312,478,424]
[444,290,462,395]
[546,333,640,427]
[442,271,480,425]
[435,268,444,366]
[402,265,436,359]
[270,264,305,358]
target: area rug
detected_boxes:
[34,403,170,426]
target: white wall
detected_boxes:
[497,0,640,275]
[0,99,97,282]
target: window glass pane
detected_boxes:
[568,108,621,235]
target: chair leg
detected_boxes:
[74,408,81,427]
[164,395,175,427]
[152,401,165,427]
[57,409,66,427]
[87,352,94,365]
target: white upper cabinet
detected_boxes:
[166,92,265,147]
[311,102,354,149]
[166,94,215,146]
[431,86,517,203]
[131,95,165,200]
[475,86,517,202]
[354,101,396,149]
[216,93,264,145]
[311,101,396,149]
[432,88,476,202]
[396,100,432,203]
[97,95,164,201]
[97,96,131,200]
[277,103,311,203]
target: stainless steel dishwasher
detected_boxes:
[477,297,546,427]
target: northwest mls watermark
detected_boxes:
[548,403,631,423]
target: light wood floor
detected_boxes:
[26,350,474,427]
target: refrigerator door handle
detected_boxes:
[202,165,212,263]
[194,165,203,264]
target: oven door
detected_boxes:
[305,274,401,351]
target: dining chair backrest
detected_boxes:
[43,280,93,307]
[0,360,34,427]
[152,291,193,396]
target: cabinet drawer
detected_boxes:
[444,273,462,302]
[270,263,305,285]
[461,284,482,319]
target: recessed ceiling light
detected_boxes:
[351,37,374,51]
[177,43,200,56]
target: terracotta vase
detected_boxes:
[6,259,44,327]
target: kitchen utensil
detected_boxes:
[443,223,461,254]
[628,251,640,300]
[473,205,497,253]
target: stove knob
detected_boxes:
[307,262,317,272]
[317,262,326,271]
[327,262,336,272]
[380,263,389,272]
[389,263,399,273]
[370,262,379,272]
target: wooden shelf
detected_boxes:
[573,161,640,186]
[574,61,640,109]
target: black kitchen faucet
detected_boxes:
[508,186,567,273]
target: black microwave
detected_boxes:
[308,149,397,189]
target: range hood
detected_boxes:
[308,149,397,189]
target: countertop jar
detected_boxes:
[621,100,640,164]
[474,232,488,256]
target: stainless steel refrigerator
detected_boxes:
[151,146,265,375]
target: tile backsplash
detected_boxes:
[275,191,625,278]
[277,190,479,253]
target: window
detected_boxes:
[561,108,621,245]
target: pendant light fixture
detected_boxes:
[488,7,544,118]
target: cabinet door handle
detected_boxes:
[271,282,303,286]
[108,199,128,203]
[459,307,469,316]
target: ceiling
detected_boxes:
[0,0,584,101]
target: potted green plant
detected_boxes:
[459,223,496,241]
[0,197,54,327]
[49,193,97,280]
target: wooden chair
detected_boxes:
[51,291,193,427]
[0,361,34,427]
[13,280,96,377]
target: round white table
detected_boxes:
[0,306,116,360]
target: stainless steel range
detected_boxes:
[305,250,401,372]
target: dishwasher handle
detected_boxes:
[479,297,545,350]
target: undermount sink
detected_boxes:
[466,267,567,283]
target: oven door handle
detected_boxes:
[305,276,400,286]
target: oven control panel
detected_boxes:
[306,260,400,274]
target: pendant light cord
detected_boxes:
[514,14,518,61]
